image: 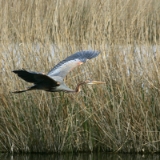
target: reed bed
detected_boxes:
[0,0,160,153]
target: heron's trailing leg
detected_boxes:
[12,86,36,93]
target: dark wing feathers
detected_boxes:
[13,69,59,86]
[13,70,41,83]
[48,50,100,78]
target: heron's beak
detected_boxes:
[86,81,105,85]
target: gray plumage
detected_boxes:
[48,50,100,78]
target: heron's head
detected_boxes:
[85,80,105,85]
[75,80,105,93]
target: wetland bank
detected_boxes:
[0,0,160,153]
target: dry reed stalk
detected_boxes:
[0,0,160,153]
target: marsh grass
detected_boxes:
[0,0,160,153]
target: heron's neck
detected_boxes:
[75,81,86,93]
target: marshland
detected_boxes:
[0,0,160,153]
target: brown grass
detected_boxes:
[0,0,160,153]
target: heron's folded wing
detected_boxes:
[47,50,100,78]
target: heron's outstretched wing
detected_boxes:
[48,50,100,78]
[13,69,60,86]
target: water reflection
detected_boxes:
[1,153,160,160]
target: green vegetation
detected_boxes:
[0,0,160,153]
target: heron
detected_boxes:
[12,50,104,93]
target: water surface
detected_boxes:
[1,153,160,160]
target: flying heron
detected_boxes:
[12,50,104,93]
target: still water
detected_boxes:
[1,153,160,160]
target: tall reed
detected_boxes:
[0,0,160,153]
